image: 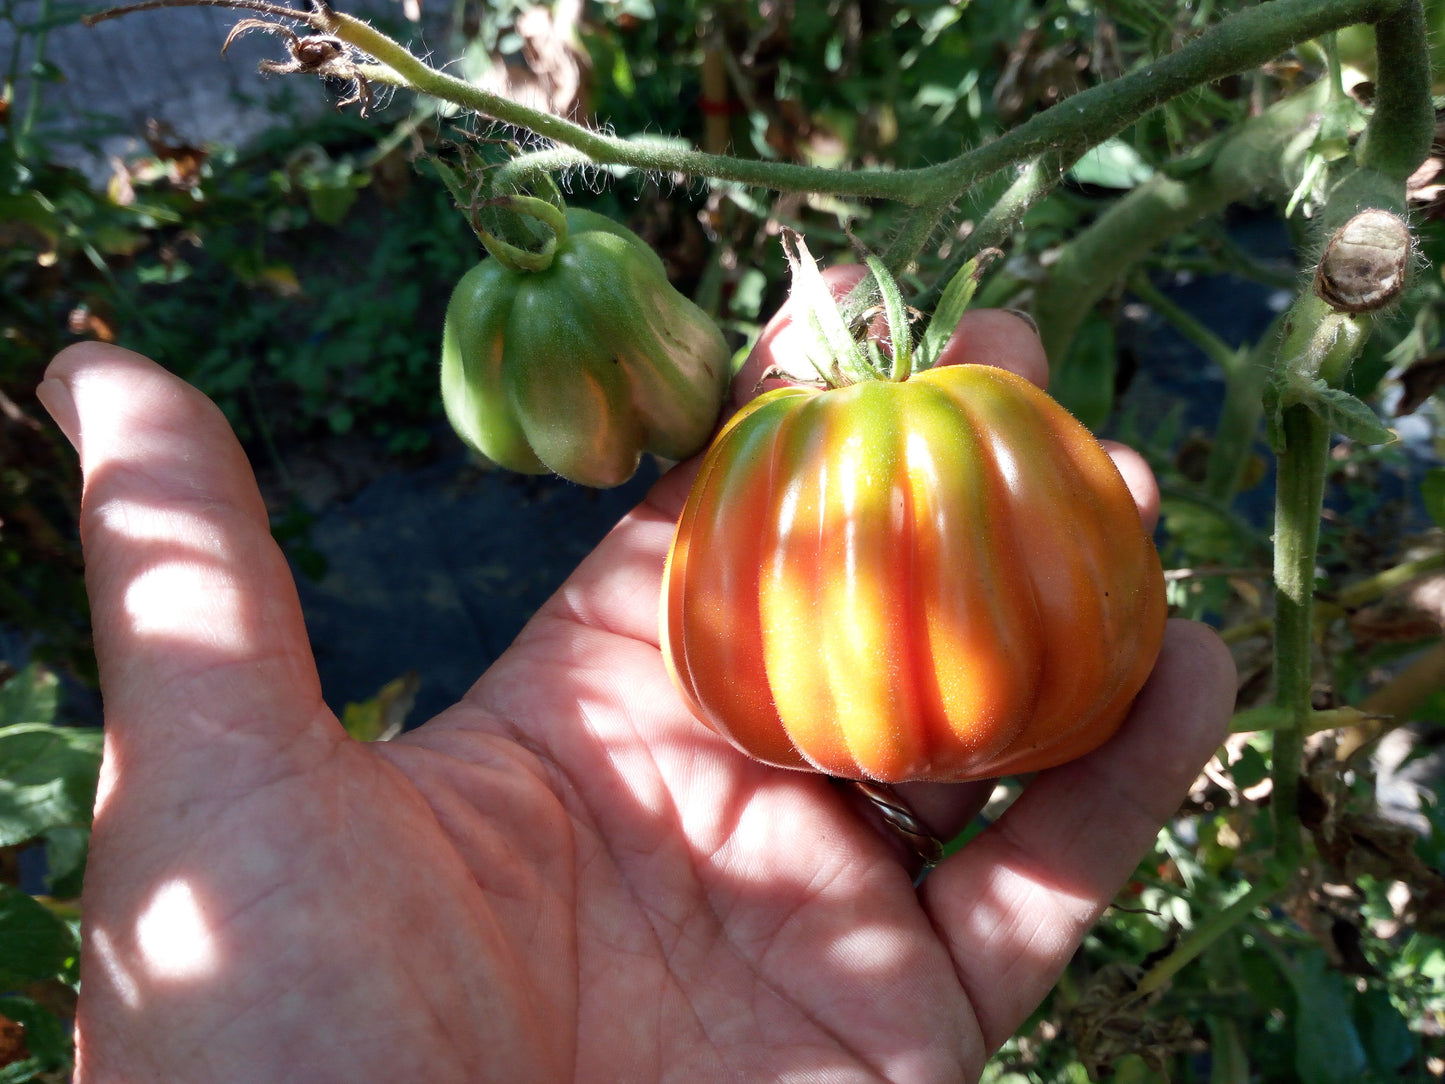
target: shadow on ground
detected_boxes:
[286,447,661,727]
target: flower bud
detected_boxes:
[1313,208,1412,313]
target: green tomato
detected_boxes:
[441,208,730,488]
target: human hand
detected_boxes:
[40,304,1232,1083]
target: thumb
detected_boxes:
[39,343,338,785]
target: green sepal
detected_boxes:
[916,252,991,371]
[864,254,913,381]
[782,230,870,385]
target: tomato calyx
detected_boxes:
[781,228,1002,391]
[431,151,570,273]
[781,230,896,388]
[470,194,568,273]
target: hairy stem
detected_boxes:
[1358,0,1436,180]
[96,0,1414,224]
[1270,402,1330,877]
[924,0,1411,206]
[1032,82,1328,368]
[913,159,1056,312]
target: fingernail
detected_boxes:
[36,378,81,453]
[1005,308,1039,335]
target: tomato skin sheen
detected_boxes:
[660,364,1167,783]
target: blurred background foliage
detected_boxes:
[6,0,1445,1079]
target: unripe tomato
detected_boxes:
[660,363,1167,783]
[441,208,730,488]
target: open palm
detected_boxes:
[42,309,1233,1084]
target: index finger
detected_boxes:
[38,343,337,775]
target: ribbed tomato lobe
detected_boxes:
[660,364,1166,784]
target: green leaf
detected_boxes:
[1266,374,1394,449]
[609,47,635,97]
[1283,951,1368,1084]
[731,268,768,320]
[339,673,418,742]
[0,886,75,988]
[1356,987,1414,1073]
[306,185,360,226]
[0,724,102,847]
[1070,138,1156,189]
[1306,384,1395,446]
[1420,468,1445,528]
[41,827,89,898]
[0,667,58,729]
[1230,743,1269,790]
[1050,311,1116,430]
[917,253,989,371]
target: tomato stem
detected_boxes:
[470,195,568,273]
[1269,402,1331,879]
[1129,274,1282,504]
[314,0,1419,214]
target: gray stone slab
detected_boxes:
[3,0,446,176]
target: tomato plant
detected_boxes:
[440,201,730,489]
[662,317,1166,781]
[20,0,1445,1078]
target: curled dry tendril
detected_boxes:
[85,0,374,114]
[221,17,373,113]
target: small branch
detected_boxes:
[912,159,1056,312]
[84,0,1418,217]
[1219,550,1445,645]
[1335,549,1445,609]
[1205,327,1281,505]
[328,10,921,203]
[881,197,956,279]
[1134,877,1282,998]
[84,0,315,25]
[1270,402,1332,878]
[1229,704,1379,734]
[1132,878,1283,1000]
[1164,566,1271,583]
[1032,82,1329,369]
[927,0,1412,203]
[1358,0,1435,181]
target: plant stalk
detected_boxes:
[127,0,1414,216]
[1134,877,1281,998]
[1270,404,1330,877]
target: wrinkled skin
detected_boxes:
[40,300,1233,1084]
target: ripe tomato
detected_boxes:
[659,362,1167,783]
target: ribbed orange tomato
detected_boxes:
[659,363,1167,783]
